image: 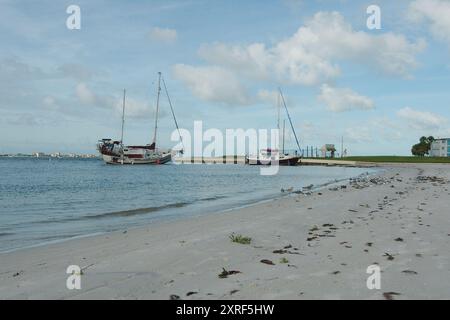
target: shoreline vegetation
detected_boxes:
[1,163,449,299]
[322,156,450,164]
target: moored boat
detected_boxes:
[245,88,301,167]
[97,72,182,165]
[246,149,300,166]
[97,140,172,165]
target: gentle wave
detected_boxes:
[199,195,227,201]
[26,198,223,226]
[0,232,14,237]
[84,202,191,219]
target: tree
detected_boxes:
[411,136,435,156]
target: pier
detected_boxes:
[173,157,376,167]
[173,156,246,164]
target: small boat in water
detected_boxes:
[245,88,301,166]
[97,140,172,165]
[246,149,300,166]
[97,72,182,165]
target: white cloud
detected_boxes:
[318,84,374,112]
[76,83,97,104]
[43,96,59,110]
[408,0,450,46]
[149,27,177,43]
[397,107,447,130]
[75,83,155,118]
[197,11,425,86]
[173,64,252,106]
[0,57,47,82]
[199,43,272,81]
[257,89,279,106]
[177,11,424,106]
[116,97,152,118]
[370,117,404,141]
[57,63,96,81]
[345,127,373,143]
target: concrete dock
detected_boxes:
[173,156,246,164]
[173,157,377,167]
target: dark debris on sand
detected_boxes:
[260,259,275,265]
[383,292,401,300]
[218,268,241,278]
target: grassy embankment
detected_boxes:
[305,156,450,163]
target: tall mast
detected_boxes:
[152,72,162,146]
[277,93,281,155]
[121,89,126,145]
[279,88,301,153]
[277,93,281,131]
[162,76,185,152]
[282,119,285,155]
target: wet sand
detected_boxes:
[0,164,449,299]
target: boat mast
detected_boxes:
[152,72,162,147]
[282,119,285,155]
[277,93,281,131]
[279,88,301,153]
[121,89,126,145]
[120,89,126,163]
[162,75,185,152]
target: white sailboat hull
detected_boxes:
[97,72,182,166]
[101,152,172,165]
[245,149,300,166]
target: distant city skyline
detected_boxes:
[1,0,450,156]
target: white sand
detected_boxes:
[0,164,449,300]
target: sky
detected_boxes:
[1,0,450,156]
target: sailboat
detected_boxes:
[246,88,301,166]
[97,72,182,165]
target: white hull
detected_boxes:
[246,149,300,166]
[102,153,172,165]
[97,72,182,166]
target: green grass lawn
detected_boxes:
[307,156,450,163]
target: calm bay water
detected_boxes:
[0,157,373,252]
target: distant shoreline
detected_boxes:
[2,154,450,164]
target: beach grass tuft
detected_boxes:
[279,257,289,264]
[229,233,252,245]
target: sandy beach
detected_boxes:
[0,163,449,300]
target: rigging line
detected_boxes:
[152,72,162,145]
[121,89,126,162]
[162,76,185,152]
[279,88,301,153]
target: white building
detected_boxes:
[430,138,450,157]
[33,152,45,158]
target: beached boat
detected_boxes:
[245,88,301,166]
[97,72,182,165]
[246,148,300,166]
